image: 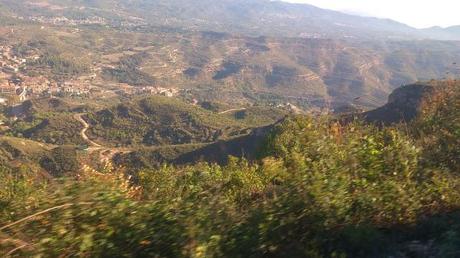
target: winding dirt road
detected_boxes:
[73,113,211,165]
[74,113,131,163]
[74,114,102,148]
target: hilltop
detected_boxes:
[362,83,437,124]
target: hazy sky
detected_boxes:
[284,0,460,28]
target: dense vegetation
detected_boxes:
[1,82,459,257]
[102,52,156,86]
[0,3,458,258]
[85,96,281,147]
[29,54,89,79]
[1,96,284,149]
[1,1,459,255]
[4,99,86,145]
[212,62,242,80]
[410,81,460,172]
[13,39,91,80]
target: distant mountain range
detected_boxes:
[422,25,460,40]
[1,0,460,111]
[2,0,460,40]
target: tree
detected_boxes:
[40,146,79,176]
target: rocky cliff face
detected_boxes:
[362,83,437,124]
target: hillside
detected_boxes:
[1,80,460,257]
[85,95,285,147]
[3,80,453,170]
[0,136,53,166]
[160,80,458,166]
[1,1,460,256]
[361,83,437,124]
[2,0,460,40]
[114,122,278,170]
[3,97,110,145]
[2,22,460,110]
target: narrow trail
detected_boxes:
[74,113,131,164]
[73,114,216,165]
[74,114,102,148]
[219,108,247,115]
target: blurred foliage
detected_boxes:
[40,146,79,177]
[411,80,460,172]
[1,83,460,257]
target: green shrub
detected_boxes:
[411,81,460,172]
[40,146,80,176]
[2,108,460,257]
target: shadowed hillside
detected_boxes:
[362,83,437,124]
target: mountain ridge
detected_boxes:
[2,0,460,40]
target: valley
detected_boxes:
[0,0,460,257]
[1,21,459,113]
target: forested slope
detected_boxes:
[1,81,460,257]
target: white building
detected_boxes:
[17,87,27,102]
[0,97,7,105]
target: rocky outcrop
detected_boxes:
[361,84,437,125]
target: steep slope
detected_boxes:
[173,123,275,165]
[172,81,458,165]
[362,83,436,124]
[348,80,457,125]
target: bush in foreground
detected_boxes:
[1,109,460,257]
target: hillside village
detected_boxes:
[0,39,304,115]
[0,43,185,106]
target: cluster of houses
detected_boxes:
[0,44,189,105]
[0,75,93,102]
[24,79,92,99]
[0,46,39,75]
[20,16,107,26]
[135,86,180,97]
[0,43,97,102]
[276,102,303,114]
